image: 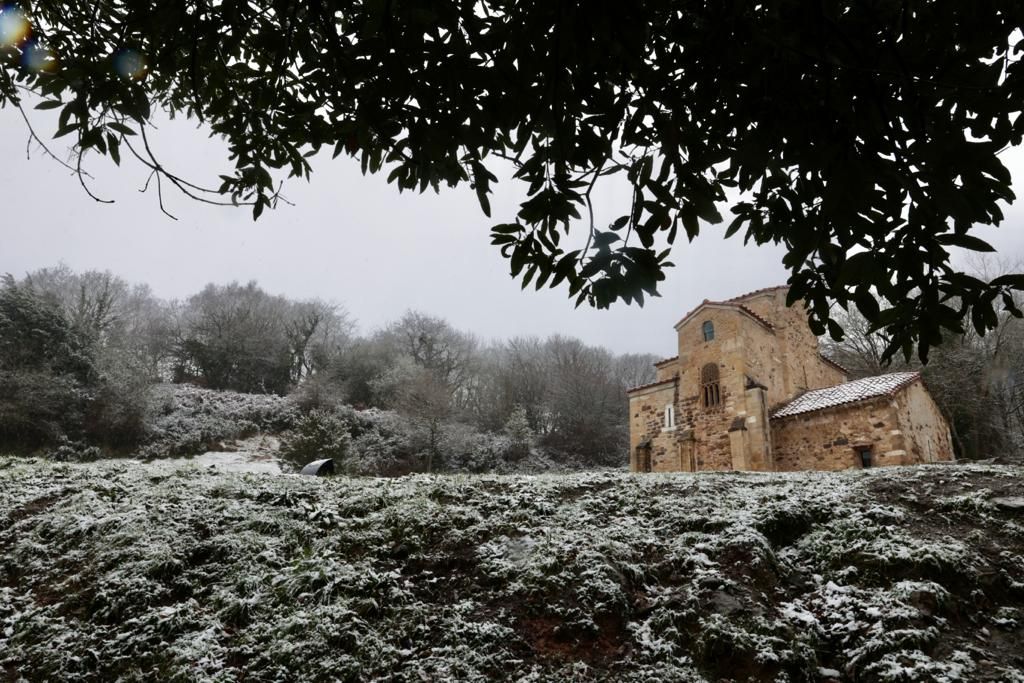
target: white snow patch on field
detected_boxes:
[190,450,283,475]
[0,459,1021,681]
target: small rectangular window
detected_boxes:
[857,447,873,468]
[664,404,675,429]
[702,321,715,342]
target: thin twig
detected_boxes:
[12,98,84,175]
[154,169,179,220]
[76,149,114,204]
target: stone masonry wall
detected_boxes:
[730,386,772,471]
[741,290,848,400]
[893,380,955,464]
[627,380,677,472]
[630,287,901,474]
[771,397,909,471]
[654,361,677,383]
[674,307,756,471]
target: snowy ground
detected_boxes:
[1,459,1022,682]
[180,435,285,475]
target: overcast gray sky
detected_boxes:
[3,107,1024,358]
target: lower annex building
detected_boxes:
[627,286,954,472]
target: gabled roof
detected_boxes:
[673,285,788,331]
[722,285,790,304]
[654,355,678,367]
[626,376,678,395]
[674,300,775,332]
[770,372,920,420]
[818,354,850,376]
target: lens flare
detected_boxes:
[21,39,56,72]
[0,6,31,48]
[113,48,147,80]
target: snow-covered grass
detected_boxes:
[138,384,299,459]
[1,460,1022,681]
[130,385,604,476]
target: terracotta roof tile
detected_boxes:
[736,304,775,330]
[674,300,775,332]
[770,372,920,419]
[818,353,850,375]
[654,355,679,367]
[722,285,790,304]
[626,376,678,394]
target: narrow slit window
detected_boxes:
[700,363,721,408]
[702,321,715,342]
[664,404,675,429]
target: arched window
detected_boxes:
[701,363,721,408]
[702,321,715,342]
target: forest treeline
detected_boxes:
[0,265,657,471]
[3,263,1021,470]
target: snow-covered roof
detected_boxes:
[771,372,920,419]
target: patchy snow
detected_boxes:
[190,450,283,475]
[771,372,920,419]
[0,458,1021,681]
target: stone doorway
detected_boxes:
[636,442,652,472]
[678,440,697,472]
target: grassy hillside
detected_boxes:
[1,459,1022,682]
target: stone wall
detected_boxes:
[771,397,909,471]
[740,289,848,401]
[674,307,759,470]
[627,380,677,472]
[628,287,947,474]
[654,359,677,383]
[728,386,773,471]
[893,380,955,464]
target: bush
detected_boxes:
[0,276,96,450]
[289,373,348,413]
[344,408,417,476]
[138,384,300,458]
[85,350,154,450]
[0,370,91,449]
[280,409,351,467]
[437,423,508,473]
[49,437,102,462]
[503,406,533,461]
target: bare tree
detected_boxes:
[613,352,660,390]
[284,299,353,384]
[369,356,452,472]
[379,311,479,408]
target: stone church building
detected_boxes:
[627,286,954,472]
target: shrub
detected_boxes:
[49,436,102,462]
[289,374,348,413]
[138,384,300,458]
[438,423,507,473]
[280,409,351,467]
[0,276,96,450]
[503,406,533,461]
[84,349,154,450]
[345,408,417,476]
